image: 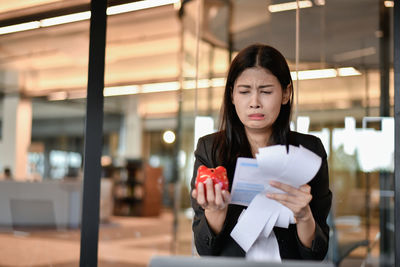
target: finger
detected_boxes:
[269,181,298,195]
[214,184,225,208]
[268,192,312,215]
[267,192,292,203]
[270,181,311,202]
[299,184,311,193]
[267,194,308,209]
[271,199,303,216]
[197,182,207,206]
[191,189,197,199]
[222,190,231,203]
[267,192,308,207]
[205,178,215,203]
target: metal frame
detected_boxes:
[394,1,400,266]
[79,0,107,266]
[379,0,390,117]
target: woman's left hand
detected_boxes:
[266,180,313,223]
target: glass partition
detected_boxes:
[297,1,394,266]
[178,0,395,266]
[177,0,232,255]
[98,2,182,265]
[0,1,89,266]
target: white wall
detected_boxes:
[0,95,32,180]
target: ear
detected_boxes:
[281,83,292,105]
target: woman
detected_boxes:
[190,44,331,260]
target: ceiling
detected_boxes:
[0,0,393,120]
[0,0,181,95]
[204,0,387,68]
[0,0,64,14]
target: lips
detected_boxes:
[248,113,265,120]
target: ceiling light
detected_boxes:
[384,1,394,7]
[291,67,361,80]
[268,1,313,13]
[337,67,361,77]
[211,78,226,87]
[182,80,196,90]
[40,11,91,27]
[141,81,180,93]
[0,21,40,35]
[197,79,212,88]
[104,85,140,97]
[107,0,180,16]
[163,130,176,144]
[183,79,221,90]
[183,80,206,90]
[291,68,337,80]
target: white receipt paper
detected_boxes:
[230,144,322,261]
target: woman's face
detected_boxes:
[232,67,290,135]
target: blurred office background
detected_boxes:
[0,0,396,266]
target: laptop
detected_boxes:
[149,255,335,267]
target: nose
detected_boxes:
[250,103,260,108]
[249,93,261,109]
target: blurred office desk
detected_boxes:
[0,180,82,228]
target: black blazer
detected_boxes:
[190,131,332,260]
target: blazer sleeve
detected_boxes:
[295,137,332,260]
[190,136,225,255]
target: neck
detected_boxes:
[245,128,272,157]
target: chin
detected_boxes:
[246,124,271,131]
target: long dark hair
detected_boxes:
[214,44,293,168]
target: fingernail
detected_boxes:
[266,193,272,198]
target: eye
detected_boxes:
[239,90,250,94]
[261,91,272,94]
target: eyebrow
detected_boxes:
[236,84,274,89]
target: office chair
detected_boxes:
[326,212,369,267]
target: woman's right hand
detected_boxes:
[192,178,231,234]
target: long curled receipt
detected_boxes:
[230,145,322,206]
[230,145,322,260]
